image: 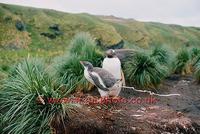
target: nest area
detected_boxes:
[51,99,200,134]
[50,74,200,134]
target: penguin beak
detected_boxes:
[80,61,83,65]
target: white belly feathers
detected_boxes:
[84,69,94,85]
[102,57,121,80]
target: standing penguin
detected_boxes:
[80,61,121,97]
[103,49,121,79]
[102,49,125,96]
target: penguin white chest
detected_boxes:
[102,57,121,79]
[84,69,94,85]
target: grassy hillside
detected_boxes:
[0,3,200,75]
[100,16,200,48]
[0,3,122,72]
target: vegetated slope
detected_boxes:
[0,3,122,70]
[0,3,121,50]
[1,3,200,50]
[0,3,200,71]
[100,15,200,48]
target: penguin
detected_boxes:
[80,61,121,97]
[103,49,121,79]
[102,49,125,96]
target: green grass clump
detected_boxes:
[52,32,103,94]
[70,32,103,65]
[70,32,95,54]
[192,48,200,82]
[173,49,191,75]
[191,48,200,59]
[150,46,174,75]
[194,62,200,83]
[53,55,87,94]
[0,58,71,134]
[124,52,168,88]
[150,46,172,65]
[190,48,200,66]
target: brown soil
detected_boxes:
[51,75,200,134]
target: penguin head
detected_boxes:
[106,49,116,58]
[80,61,93,70]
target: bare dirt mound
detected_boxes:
[51,103,200,134]
[51,75,200,134]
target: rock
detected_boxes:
[178,80,190,86]
[40,32,56,39]
[3,15,12,22]
[54,30,63,36]
[49,24,60,31]
[49,24,63,35]
[131,126,136,131]
[96,38,102,47]
[40,24,63,39]
[107,40,124,49]
[113,49,136,63]
[15,20,26,31]
[96,39,124,49]
[177,112,184,117]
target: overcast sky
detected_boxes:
[0,0,200,27]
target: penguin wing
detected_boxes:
[92,68,117,88]
[89,72,109,91]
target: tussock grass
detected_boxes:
[191,48,200,82]
[150,46,175,75]
[150,46,172,65]
[194,62,200,83]
[0,58,72,134]
[52,32,103,94]
[124,52,168,88]
[191,48,200,66]
[70,32,96,54]
[70,32,103,65]
[173,49,192,75]
[191,48,200,59]
[52,54,87,95]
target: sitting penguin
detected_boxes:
[80,61,121,97]
[102,49,125,96]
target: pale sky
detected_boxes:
[0,0,200,27]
